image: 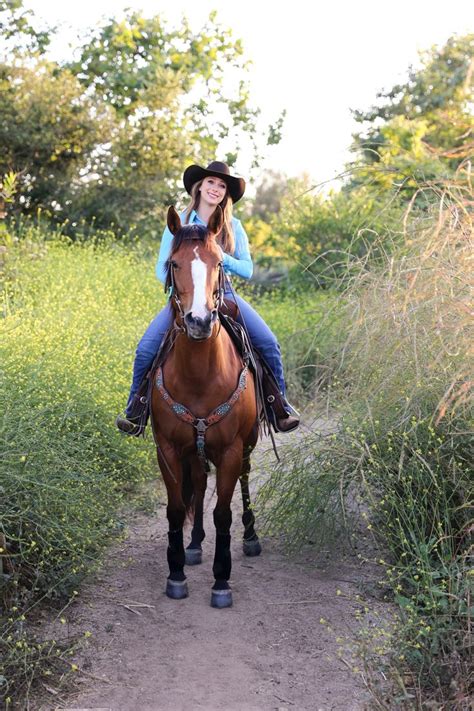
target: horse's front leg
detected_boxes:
[156,442,188,600]
[185,456,207,566]
[240,445,262,557]
[211,444,243,609]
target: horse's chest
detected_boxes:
[153,383,251,456]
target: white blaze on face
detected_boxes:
[190,246,209,320]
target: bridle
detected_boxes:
[166,250,226,333]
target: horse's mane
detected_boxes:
[164,224,210,291]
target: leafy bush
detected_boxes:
[267,174,407,285]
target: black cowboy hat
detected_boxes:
[183,161,246,203]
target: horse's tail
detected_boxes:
[181,460,195,523]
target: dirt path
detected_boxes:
[38,424,376,711]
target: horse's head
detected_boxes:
[165,205,225,340]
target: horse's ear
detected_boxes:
[167,206,182,236]
[207,205,224,239]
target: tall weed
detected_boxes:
[257,188,472,706]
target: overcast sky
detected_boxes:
[24,0,473,187]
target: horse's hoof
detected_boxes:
[165,579,188,599]
[243,538,262,557]
[185,547,202,566]
[210,588,233,608]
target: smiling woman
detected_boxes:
[201,176,227,202]
[115,160,300,436]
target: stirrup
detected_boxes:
[115,414,146,437]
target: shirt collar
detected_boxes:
[189,209,206,225]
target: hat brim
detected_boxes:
[183,165,246,203]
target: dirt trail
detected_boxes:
[39,423,376,711]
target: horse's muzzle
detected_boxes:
[184,309,218,340]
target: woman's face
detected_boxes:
[199,176,227,207]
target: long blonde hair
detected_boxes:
[183,179,236,254]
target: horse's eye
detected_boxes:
[171,260,178,269]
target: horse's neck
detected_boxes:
[172,326,236,385]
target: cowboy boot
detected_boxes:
[115,392,148,437]
[115,413,145,437]
[276,412,300,432]
[266,392,300,433]
[274,399,300,433]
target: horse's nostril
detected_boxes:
[184,312,212,331]
[211,308,218,322]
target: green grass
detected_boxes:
[0,226,331,703]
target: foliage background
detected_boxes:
[1,3,472,706]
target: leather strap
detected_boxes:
[155,362,249,467]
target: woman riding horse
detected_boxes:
[116,160,299,436]
[150,205,261,606]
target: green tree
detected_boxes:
[250,170,288,221]
[0,0,51,54]
[65,10,264,231]
[68,106,189,231]
[270,175,403,281]
[0,8,273,232]
[261,35,472,280]
[68,12,256,128]
[351,34,473,179]
[0,60,109,216]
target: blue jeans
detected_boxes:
[126,290,286,412]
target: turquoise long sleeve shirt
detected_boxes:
[155,209,253,284]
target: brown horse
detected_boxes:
[150,205,261,608]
